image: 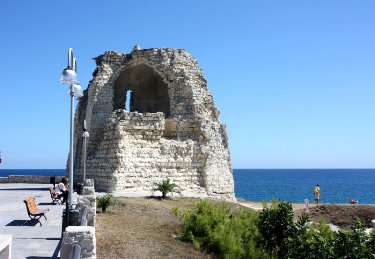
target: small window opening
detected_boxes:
[125,90,132,111]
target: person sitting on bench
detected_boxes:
[56,177,69,204]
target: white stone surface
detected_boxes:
[327,223,340,233]
[0,235,12,259]
[61,226,96,259]
[365,228,374,236]
[77,194,96,226]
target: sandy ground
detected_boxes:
[238,200,307,211]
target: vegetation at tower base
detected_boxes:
[153,179,181,199]
[96,193,114,212]
[177,200,375,258]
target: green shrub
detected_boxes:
[286,221,336,258]
[153,179,180,199]
[177,200,269,258]
[258,201,375,259]
[177,200,375,258]
[334,220,375,259]
[258,201,297,257]
[96,193,115,212]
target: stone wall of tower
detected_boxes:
[72,47,235,200]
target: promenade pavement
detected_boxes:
[0,183,66,259]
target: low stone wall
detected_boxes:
[82,179,95,195]
[0,175,64,184]
[77,179,96,226]
[60,226,96,259]
[61,179,97,259]
[0,235,12,259]
[77,195,96,226]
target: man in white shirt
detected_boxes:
[57,177,69,204]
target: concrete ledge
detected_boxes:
[61,226,96,259]
[0,175,64,184]
[0,235,12,259]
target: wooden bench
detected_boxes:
[23,197,49,226]
[49,187,62,204]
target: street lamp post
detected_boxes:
[82,120,89,183]
[60,48,83,209]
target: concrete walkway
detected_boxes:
[0,183,65,259]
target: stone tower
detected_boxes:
[72,46,235,200]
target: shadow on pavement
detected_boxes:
[53,239,62,258]
[26,257,59,259]
[6,220,39,226]
[38,202,58,206]
[14,238,61,241]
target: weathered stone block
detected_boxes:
[61,226,96,259]
[77,195,96,227]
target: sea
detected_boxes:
[1,168,374,204]
[234,169,375,204]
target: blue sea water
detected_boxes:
[0,169,66,177]
[1,169,374,204]
[234,169,375,204]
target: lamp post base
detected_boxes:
[62,206,80,232]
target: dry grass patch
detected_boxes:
[96,197,215,259]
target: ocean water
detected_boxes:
[1,168,374,204]
[0,169,66,177]
[234,169,375,204]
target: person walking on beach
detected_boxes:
[314,184,320,204]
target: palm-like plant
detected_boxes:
[96,193,115,212]
[153,179,180,199]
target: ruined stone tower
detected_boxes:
[72,46,235,200]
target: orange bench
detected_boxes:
[49,187,62,204]
[23,197,49,226]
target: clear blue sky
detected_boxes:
[0,1,374,169]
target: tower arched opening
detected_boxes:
[113,64,170,117]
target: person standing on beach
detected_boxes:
[314,184,320,204]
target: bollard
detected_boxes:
[77,183,84,195]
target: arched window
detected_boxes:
[113,65,170,117]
